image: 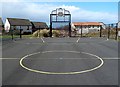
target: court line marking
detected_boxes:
[12,38,45,44]
[0,58,20,59]
[76,37,109,43]
[19,50,104,75]
[13,41,42,45]
[76,38,80,43]
[24,42,43,45]
[0,57,119,60]
[41,38,45,43]
[11,37,109,44]
[77,39,108,44]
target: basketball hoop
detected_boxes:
[58,12,63,16]
[50,8,71,37]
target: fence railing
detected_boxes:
[76,23,120,40]
[1,23,120,41]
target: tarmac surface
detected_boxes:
[1,37,119,85]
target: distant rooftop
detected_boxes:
[73,22,102,26]
[7,18,32,26]
[31,22,48,29]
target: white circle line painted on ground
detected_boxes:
[0,57,119,60]
[19,50,104,75]
[0,57,120,60]
[41,50,81,54]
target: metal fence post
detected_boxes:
[50,14,52,37]
[11,29,14,40]
[100,25,102,37]
[81,25,82,38]
[20,29,22,39]
[20,26,22,39]
[69,14,71,37]
[108,24,110,39]
[115,23,118,40]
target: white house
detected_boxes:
[72,22,105,34]
[5,18,32,34]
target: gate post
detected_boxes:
[20,26,22,39]
[69,14,71,37]
[11,29,14,40]
[69,22,71,37]
[108,24,110,39]
[81,25,82,37]
[100,25,102,37]
[115,23,118,40]
[50,14,52,37]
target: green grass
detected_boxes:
[0,35,13,39]
[84,32,100,37]
[22,34,33,38]
[0,34,33,39]
[118,37,120,41]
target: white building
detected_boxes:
[5,18,32,34]
[72,22,105,34]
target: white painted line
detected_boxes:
[41,38,45,43]
[102,58,119,60]
[26,43,41,45]
[0,57,119,60]
[0,58,20,59]
[76,38,80,43]
[107,38,109,40]
[20,50,104,75]
[13,41,43,45]
[42,50,80,53]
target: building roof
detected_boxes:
[7,18,32,26]
[31,22,48,29]
[73,22,102,26]
[0,17,3,26]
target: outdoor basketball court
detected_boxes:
[1,37,118,86]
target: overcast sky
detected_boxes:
[1,0,119,25]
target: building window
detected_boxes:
[92,25,94,28]
[88,25,91,28]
